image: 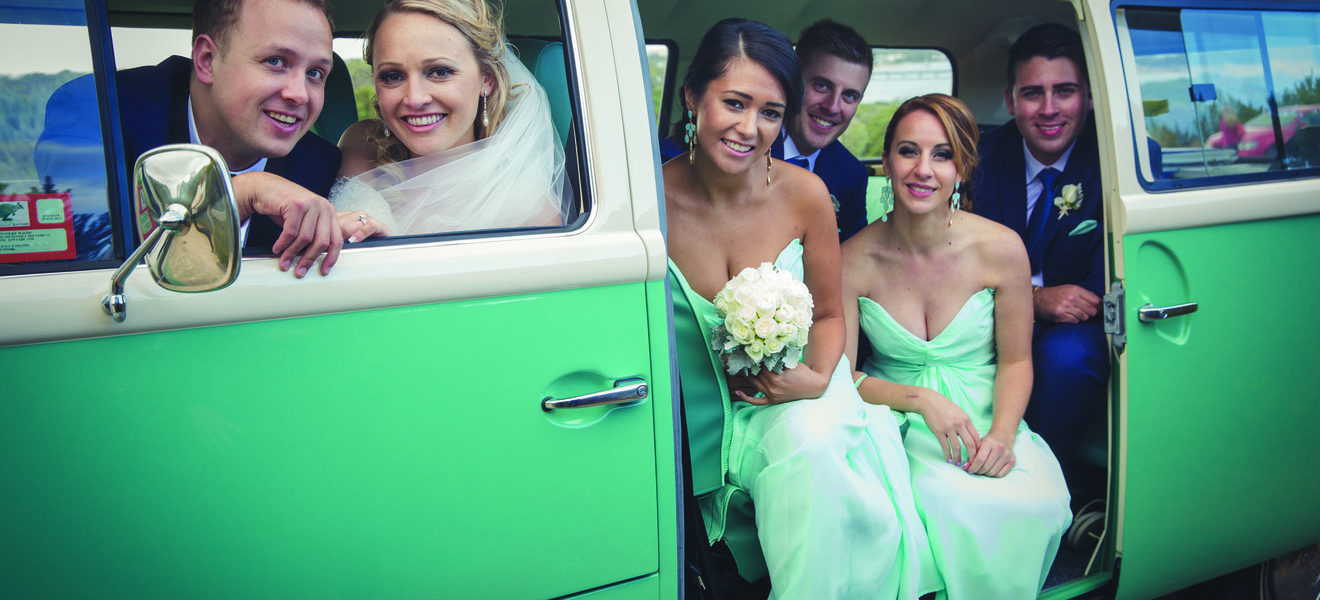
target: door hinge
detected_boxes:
[1103,281,1125,351]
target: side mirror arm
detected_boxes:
[101,203,189,322]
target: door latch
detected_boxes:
[1103,281,1125,351]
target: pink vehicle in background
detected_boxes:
[1206,104,1320,160]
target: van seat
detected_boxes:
[508,38,571,146]
[508,37,583,222]
[312,51,359,145]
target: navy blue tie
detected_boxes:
[787,156,810,170]
[1025,167,1059,272]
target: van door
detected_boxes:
[1099,3,1320,597]
[0,0,677,598]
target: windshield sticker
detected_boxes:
[0,193,76,262]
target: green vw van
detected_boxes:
[1,0,1317,598]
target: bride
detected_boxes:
[665,18,938,600]
[331,0,568,239]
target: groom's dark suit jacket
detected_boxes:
[771,136,870,242]
[972,116,1105,306]
[84,56,340,249]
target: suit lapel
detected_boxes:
[266,156,288,179]
[770,134,786,160]
[1037,121,1098,255]
[1000,140,1029,239]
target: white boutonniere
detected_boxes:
[1054,184,1083,219]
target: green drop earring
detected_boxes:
[684,110,697,164]
[949,182,962,227]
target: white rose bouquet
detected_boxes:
[710,262,814,375]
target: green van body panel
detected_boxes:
[568,574,659,599]
[0,283,670,599]
[643,279,681,600]
[1116,214,1320,599]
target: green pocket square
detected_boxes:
[1069,220,1097,236]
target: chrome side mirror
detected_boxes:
[102,144,241,322]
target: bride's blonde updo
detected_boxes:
[363,0,514,164]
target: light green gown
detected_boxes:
[670,239,939,600]
[859,289,1072,599]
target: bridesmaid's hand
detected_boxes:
[921,391,981,465]
[966,430,1016,477]
[338,210,391,242]
[729,364,830,406]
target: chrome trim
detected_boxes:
[101,203,187,323]
[1137,302,1198,322]
[561,0,597,232]
[542,377,648,411]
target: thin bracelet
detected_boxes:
[854,374,869,389]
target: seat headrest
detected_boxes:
[508,38,571,147]
[311,51,359,146]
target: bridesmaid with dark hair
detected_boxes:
[665,18,939,600]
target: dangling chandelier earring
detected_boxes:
[684,110,698,164]
[766,152,772,185]
[948,182,962,228]
[481,92,490,129]
[878,182,893,222]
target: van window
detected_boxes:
[112,27,192,70]
[321,4,588,242]
[0,2,119,272]
[0,0,588,277]
[647,42,674,125]
[1119,6,1320,185]
[841,48,953,161]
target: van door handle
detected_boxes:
[542,378,648,411]
[1138,302,1198,322]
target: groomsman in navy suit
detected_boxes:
[37,0,345,277]
[972,23,1109,477]
[770,19,872,242]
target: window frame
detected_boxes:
[6,0,596,274]
[646,38,679,140]
[0,0,131,276]
[1114,0,1320,193]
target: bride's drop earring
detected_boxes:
[383,126,391,138]
[766,152,772,185]
[481,92,490,129]
[685,110,697,164]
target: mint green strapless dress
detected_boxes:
[859,289,1072,599]
[670,240,939,600]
